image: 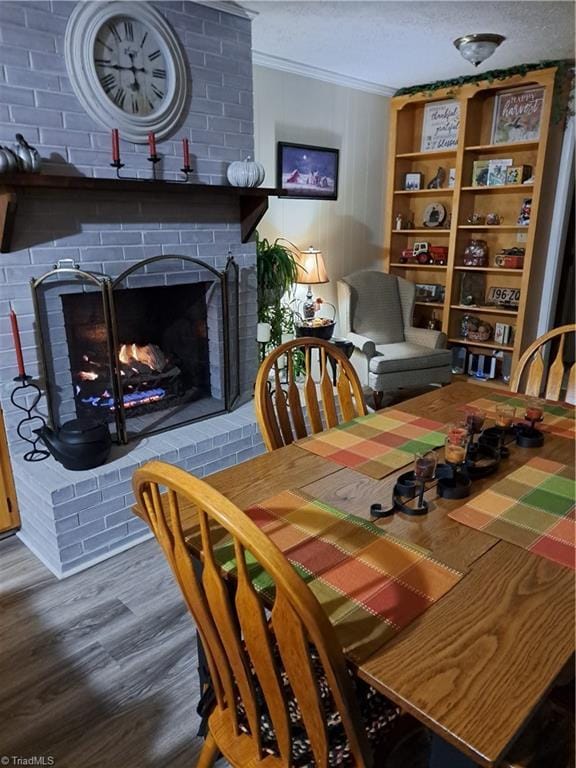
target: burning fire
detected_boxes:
[118,343,166,371]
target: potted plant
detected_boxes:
[256,233,299,358]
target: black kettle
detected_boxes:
[35,418,112,471]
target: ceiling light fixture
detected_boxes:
[453,33,506,67]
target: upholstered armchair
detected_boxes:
[337,270,452,402]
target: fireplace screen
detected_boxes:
[31,256,240,444]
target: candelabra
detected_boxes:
[10,375,49,462]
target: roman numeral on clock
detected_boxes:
[152,68,166,79]
[140,31,148,48]
[151,84,164,99]
[131,96,139,113]
[100,73,116,92]
[96,37,113,52]
[113,88,126,109]
[108,24,121,42]
[95,58,111,66]
[124,21,133,41]
[148,49,161,61]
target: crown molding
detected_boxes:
[252,51,395,96]
[193,1,257,20]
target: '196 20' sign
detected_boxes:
[420,100,460,152]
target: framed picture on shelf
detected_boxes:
[415,283,445,303]
[420,99,460,152]
[505,165,532,184]
[491,86,545,144]
[404,172,423,190]
[472,160,490,187]
[277,142,339,200]
[487,158,513,186]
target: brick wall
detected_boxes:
[0,1,254,180]
[0,1,264,577]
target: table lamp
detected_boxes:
[295,246,329,320]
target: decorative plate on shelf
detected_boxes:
[423,203,446,228]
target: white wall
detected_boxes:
[253,65,390,315]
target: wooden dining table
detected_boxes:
[136,381,575,767]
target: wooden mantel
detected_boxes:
[0,173,288,251]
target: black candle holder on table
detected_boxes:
[515,416,545,447]
[436,462,472,499]
[370,459,472,519]
[10,375,49,462]
[480,425,513,458]
[465,436,501,478]
[370,469,433,518]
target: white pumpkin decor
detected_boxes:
[0,146,19,174]
[226,156,265,188]
[13,133,41,173]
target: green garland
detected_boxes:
[394,59,574,124]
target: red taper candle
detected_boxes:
[182,137,190,168]
[148,131,157,156]
[9,303,26,378]
[111,128,120,163]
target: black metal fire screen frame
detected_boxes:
[31,255,241,445]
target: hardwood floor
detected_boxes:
[0,535,203,768]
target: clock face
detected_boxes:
[94,17,168,117]
[65,1,188,142]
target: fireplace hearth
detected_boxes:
[32,255,240,444]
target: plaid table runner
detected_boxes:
[213,490,463,664]
[462,393,575,439]
[449,457,575,570]
[297,409,448,479]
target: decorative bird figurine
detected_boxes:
[427,167,446,189]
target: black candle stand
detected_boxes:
[370,470,434,518]
[110,159,125,178]
[515,423,545,447]
[480,425,515,458]
[180,164,194,182]
[465,438,501,478]
[436,463,472,499]
[10,375,49,462]
[148,154,161,179]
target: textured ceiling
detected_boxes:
[244,1,575,90]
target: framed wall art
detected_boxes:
[491,86,545,144]
[277,142,339,200]
[420,100,460,152]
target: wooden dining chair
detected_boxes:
[510,324,576,404]
[255,337,367,452]
[133,460,403,768]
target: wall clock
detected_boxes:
[65,2,188,143]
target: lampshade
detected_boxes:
[453,34,505,67]
[295,246,329,285]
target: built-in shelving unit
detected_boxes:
[0,173,288,251]
[383,67,558,375]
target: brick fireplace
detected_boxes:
[0,1,266,576]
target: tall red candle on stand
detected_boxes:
[182,138,190,168]
[9,303,26,377]
[111,129,120,163]
[148,132,157,156]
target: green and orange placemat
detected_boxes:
[449,457,575,570]
[297,409,447,479]
[214,490,463,663]
[461,393,575,440]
